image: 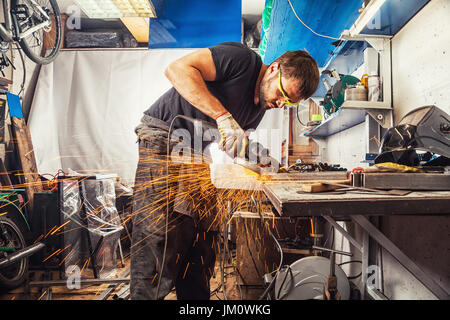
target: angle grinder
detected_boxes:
[235,139,284,174]
[173,115,282,174]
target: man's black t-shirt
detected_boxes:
[143,42,266,144]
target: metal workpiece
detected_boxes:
[362,172,450,191]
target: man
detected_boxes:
[131,42,320,300]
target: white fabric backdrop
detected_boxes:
[28,49,284,186]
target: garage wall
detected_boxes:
[328,0,450,300]
[380,0,450,300]
[391,0,450,121]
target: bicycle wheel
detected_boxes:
[0,215,28,289]
[13,0,62,64]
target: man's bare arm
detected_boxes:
[164,48,228,120]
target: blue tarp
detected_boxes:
[148,0,241,49]
[261,0,362,66]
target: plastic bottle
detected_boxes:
[368,72,380,102]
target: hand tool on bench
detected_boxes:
[302,180,411,196]
[301,179,352,193]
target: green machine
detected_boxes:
[321,69,360,116]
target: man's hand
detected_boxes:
[215,112,249,158]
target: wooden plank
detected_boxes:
[0,78,12,86]
[233,214,297,287]
[42,13,65,53]
[364,172,450,190]
[291,141,319,155]
[0,158,12,187]
[309,98,320,120]
[120,17,149,43]
[301,179,351,193]
[0,98,6,144]
[11,117,44,208]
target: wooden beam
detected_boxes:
[301,179,351,193]
[11,117,44,209]
[120,17,149,43]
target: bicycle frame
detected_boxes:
[0,0,51,42]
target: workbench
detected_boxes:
[263,182,450,217]
[261,181,450,300]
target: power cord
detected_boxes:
[249,195,284,300]
[156,115,183,299]
[156,115,216,299]
[296,104,307,127]
[338,260,363,280]
[287,0,341,41]
[14,43,26,97]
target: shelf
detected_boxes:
[314,0,430,98]
[360,0,430,36]
[341,100,391,110]
[303,108,366,138]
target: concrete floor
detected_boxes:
[0,256,244,300]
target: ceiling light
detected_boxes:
[76,0,156,19]
[113,0,155,17]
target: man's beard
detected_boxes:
[258,79,271,110]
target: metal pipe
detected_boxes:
[322,216,363,252]
[311,245,353,257]
[0,242,45,269]
[30,278,130,287]
[352,215,449,300]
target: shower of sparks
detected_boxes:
[1,150,285,292]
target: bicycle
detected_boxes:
[0,0,62,71]
[0,214,28,289]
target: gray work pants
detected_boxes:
[130,141,218,300]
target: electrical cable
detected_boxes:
[14,43,26,97]
[221,205,228,300]
[156,114,187,299]
[338,260,363,280]
[287,0,341,41]
[156,114,218,299]
[276,265,294,300]
[296,104,307,127]
[249,195,284,300]
[338,260,362,266]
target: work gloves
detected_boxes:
[215,112,249,159]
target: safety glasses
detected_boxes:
[278,67,298,107]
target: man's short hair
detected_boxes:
[274,50,320,100]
